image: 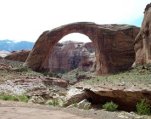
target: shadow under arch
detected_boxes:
[25,22,139,75]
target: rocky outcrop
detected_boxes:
[133,3,151,67]
[5,50,30,62]
[65,86,151,111]
[0,77,68,96]
[48,41,95,73]
[25,22,139,74]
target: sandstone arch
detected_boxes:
[133,3,151,67]
[25,22,139,74]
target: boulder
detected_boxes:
[24,22,139,74]
[133,3,151,67]
[5,50,30,62]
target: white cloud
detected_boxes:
[0,0,150,42]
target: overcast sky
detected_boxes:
[0,0,150,42]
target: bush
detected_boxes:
[0,94,29,102]
[0,94,17,101]
[48,99,59,106]
[136,99,151,115]
[102,101,118,111]
[16,95,29,102]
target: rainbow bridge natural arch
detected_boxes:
[25,22,139,75]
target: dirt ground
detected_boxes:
[0,107,93,119]
[0,101,92,119]
[0,101,150,119]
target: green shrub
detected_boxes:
[102,101,118,111]
[14,66,29,72]
[136,99,151,115]
[0,94,29,102]
[0,94,17,101]
[48,99,59,106]
[16,95,29,102]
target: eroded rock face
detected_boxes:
[5,50,30,62]
[133,3,151,66]
[25,22,139,74]
[48,41,95,73]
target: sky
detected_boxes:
[0,0,150,43]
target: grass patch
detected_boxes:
[102,101,118,111]
[0,94,29,102]
[83,67,151,86]
[136,99,151,115]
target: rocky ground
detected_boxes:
[0,59,150,119]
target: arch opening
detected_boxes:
[48,33,96,76]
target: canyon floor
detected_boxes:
[0,100,149,119]
[0,60,151,119]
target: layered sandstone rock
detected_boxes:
[25,22,139,74]
[5,50,30,62]
[133,3,151,67]
[65,86,151,111]
[48,41,95,73]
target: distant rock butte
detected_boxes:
[25,22,139,75]
[133,3,151,66]
[5,50,30,62]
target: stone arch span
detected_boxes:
[25,22,139,75]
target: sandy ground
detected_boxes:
[0,101,92,119]
[0,107,93,119]
[0,101,150,119]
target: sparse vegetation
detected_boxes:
[42,71,61,78]
[83,66,151,87]
[47,99,59,106]
[0,93,29,102]
[102,101,118,111]
[62,68,93,84]
[13,66,30,72]
[136,99,151,115]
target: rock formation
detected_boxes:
[25,22,139,74]
[48,41,95,73]
[65,86,151,111]
[5,50,30,62]
[133,3,151,67]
